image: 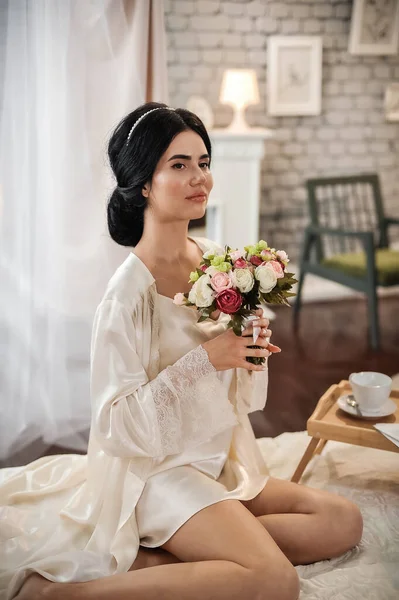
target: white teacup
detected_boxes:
[349,371,392,412]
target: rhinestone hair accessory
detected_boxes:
[126,107,175,145]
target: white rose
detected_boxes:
[188,284,197,305]
[255,265,277,293]
[189,274,215,307]
[203,245,224,259]
[233,268,254,293]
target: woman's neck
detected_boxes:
[134,221,197,266]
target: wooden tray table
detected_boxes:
[291,379,399,483]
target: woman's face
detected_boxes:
[143,129,213,221]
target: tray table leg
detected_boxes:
[291,437,321,484]
[314,439,328,455]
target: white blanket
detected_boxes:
[257,431,399,599]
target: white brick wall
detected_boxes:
[165,0,399,259]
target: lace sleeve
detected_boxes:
[91,299,238,459]
[149,344,238,456]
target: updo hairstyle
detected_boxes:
[107,102,211,247]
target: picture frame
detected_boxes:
[348,0,399,56]
[267,36,322,117]
[384,82,399,121]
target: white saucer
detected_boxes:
[337,394,396,419]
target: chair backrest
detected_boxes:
[306,174,386,261]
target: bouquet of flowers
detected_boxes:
[173,240,297,365]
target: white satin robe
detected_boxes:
[0,236,270,599]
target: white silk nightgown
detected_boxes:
[0,236,270,599]
[136,293,269,547]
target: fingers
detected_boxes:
[267,342,282,353]
[253,317,269,328]
[260,328,272,338]
[242,319,270,337]
[239,360,267,372]
[244,347,271,358]
[239,334,282,354]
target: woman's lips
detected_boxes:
[187,194,207,202]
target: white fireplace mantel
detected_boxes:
[207,127,275,250]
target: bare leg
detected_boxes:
[242,477,363,566]
[128,546,181,571]
[16,500,300,600]
[256,512,357,565]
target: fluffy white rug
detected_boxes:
[257,431,399,599]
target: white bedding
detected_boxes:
[257,431,399,599]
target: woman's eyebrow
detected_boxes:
[167,153,210,162]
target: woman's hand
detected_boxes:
[242,308,281,354]
[202,308,281,372]
[209,309,221,321]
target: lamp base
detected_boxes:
[226,106,252,132]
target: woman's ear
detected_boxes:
[142,183,149,198]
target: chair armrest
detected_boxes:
[307,225,373,241]
[305,225,376,280]
[384,217,399,228]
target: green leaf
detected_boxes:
[232,321,242,336]
[230,314,244,336]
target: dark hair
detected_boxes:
[107,102,212,247]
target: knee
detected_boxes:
[251,561,300,600]
[341,499,363,548]
[328,496,363,552]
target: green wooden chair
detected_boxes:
[293,174,399,349]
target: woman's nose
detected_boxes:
[191,167,206,184]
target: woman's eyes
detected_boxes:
[172,162,210,170]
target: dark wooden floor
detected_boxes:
[250,294,399,439]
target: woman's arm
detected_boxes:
[90,299,238,459]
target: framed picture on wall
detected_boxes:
[385,82,399,121]
[349,0,399,55]
[267,36,322,117]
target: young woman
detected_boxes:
[2,103,363,600]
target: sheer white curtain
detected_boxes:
[0,0,168,465]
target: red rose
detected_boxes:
[200,264,208,272]
[250,255,263,266]
[215,289,243,314]
[234,258,248,269]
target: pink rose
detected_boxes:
[276,250,289,264]
[265,260,284,279]
[173,292,186,306]
[230,250,243,262]
[276,250,288,260]
[215,289,243,314]
[200,264,208,272]
[234,258,248,269]
[210,271,233,293]
[250,255,263,266]
[261,249,274,262]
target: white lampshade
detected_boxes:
[219,69,260,131]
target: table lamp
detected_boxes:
[219,69,260,131]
